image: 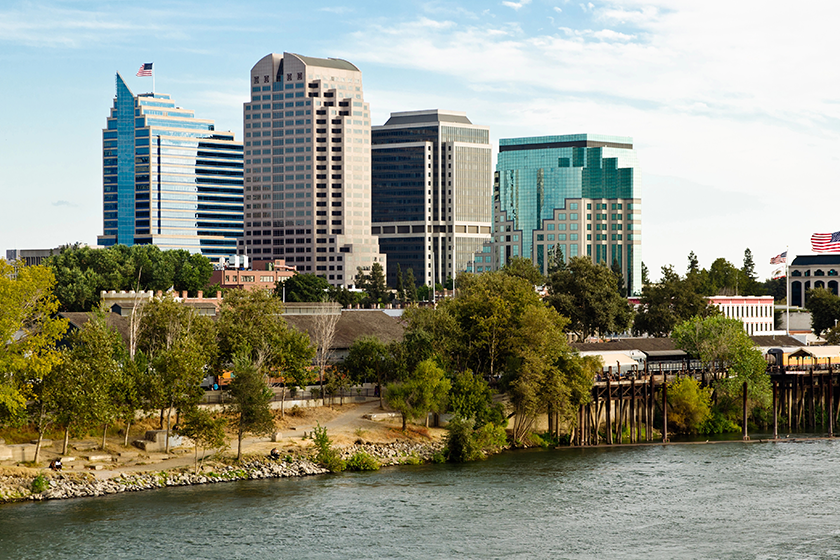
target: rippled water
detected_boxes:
[4,440,840,559]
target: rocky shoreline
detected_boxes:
[0,441,444,505]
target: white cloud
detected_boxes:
[554,7,563,13]
[319,6,353,14]
[502,0,532,10]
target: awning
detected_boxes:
[788,346,840,360]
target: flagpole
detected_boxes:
[152,64,155,94]
[786,245,790,337]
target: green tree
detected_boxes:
[740,248,762,296]
[641,261,650,285]
[546,245,566,275]
[502,257,544,285]
[763,277,787,302]
[356,262,389,304]
[227,354,276,461]
[804,287,840,336]
[611,258,626,297]
[395,263,405,301]
[278,273,331,302]
[385,359,451,430]
[0,261,67,426]
[178,407,227,474]
[672,315,770,425]
[546,256,632,340]
[705,257,741,296]
[448,370,505,428]
[667,376,712,434]
[633,265,717,337]
[404,268,418,303]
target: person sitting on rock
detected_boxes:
[49,458,62,471]
[269,448,280,460]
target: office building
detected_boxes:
[789,254,840,306]
[371,110,492,287]
[98,74,243,259]
[242,52,385,288]
[471,134,641,295]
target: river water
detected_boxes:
[3,439,840,559]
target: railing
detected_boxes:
[202,385,380,405]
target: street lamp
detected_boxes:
[278,276,288,303]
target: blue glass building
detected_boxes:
[471,134,641,295]
[98,74,243,260]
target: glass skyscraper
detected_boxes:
[241,53,385,288]
[471,134,641,295]
[371,110,492,287]
[98,74,243,260]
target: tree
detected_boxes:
[741,248,761,296]
[216,288,290,366]
[448,370,505,428]
[311,304,340,397]
[546,245,566,275]
[667,377,712,434]
[672,315,770,425]
[404,268,418,303]
[546,256,632,340]
[641,261,650,285]
[395,263,405,301]
[356,262,389,304]
[687,251,699,275]
[178,407,227,474]
[763,277,787,302]
[705,257,741,296]
[611,258,626,297]
[0,261,67,425]
[385,359,450,430]
[804,287,840,336]
[502,257,544,285]
[633,265,716,337]
[227,354,276,461]
[342,335,390,406]
[278,273,331,302]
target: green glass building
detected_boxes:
[98,74,243,259]
[470,134,641,295]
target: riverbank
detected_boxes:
[0,439,445,504]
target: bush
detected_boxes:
[31,474,48,494]
[345,451,380,471]
[312,423,344,472]
[667,377,712,434]
[445,418,507,462]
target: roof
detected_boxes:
[578,350,638,368]
[60,312,131,347]
[289,53,359,72]
[382,110,473,126]
[571,338,678,353]
[791,254,840,267]
[751,335,804,348]
[283,310,404,350]
[789,346,840,360]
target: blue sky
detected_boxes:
[2,0,838,280]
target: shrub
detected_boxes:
[345,451,380,471]
[31,474,48,494]
[667,377,712,434]
[288,405,305,418]
[312,423,344,472]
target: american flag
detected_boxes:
[770,251,787,265]
[136,63,153,77]
[811,231,840,252]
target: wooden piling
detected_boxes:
[605,377,613,445]
[662,381,669,443]
[742,380,749,441]
[773,380,778,440]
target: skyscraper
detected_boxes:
[98,74,243,259]
[242,53,385,288]
[371,110,492,287]
[471,134,641,295]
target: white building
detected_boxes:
[241,52,385,288]
[708,295,776,335]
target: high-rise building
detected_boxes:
[242,53,385,288]
[470,134,641,295]
[98,74,243,259]
[371,110,492,287]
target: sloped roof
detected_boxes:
[751,335,804,348]
[571,338,678,353]
[283,310,404,349]
[60,312,131,346]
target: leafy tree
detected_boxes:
[804,287,840,336]
[448,370,505,428]
[416,283,431,302]
[687,251,700,274]
[763,277,787,302]
[385,358,451,430]
[502,257,543,285]
[404,268,418,303]
[740,248,762,296]
[611,258,626,297]
[48,312,123,455]
[216,288,293,367]
[667,377,712,434]
[444,416,507,463]
[633,265,716,337]
[672,315,770,425]
[227,354,276,461]
[705,257,741,296]
[177,407,227,474]
[395,263,405,301]
[0,261,67,425]
[278,273,331,302]
[356,262,389,304]
[546,245,566,275]
[641,261,650,285]
[342,335,390,406]
[546,256,632,340]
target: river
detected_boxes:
[3,439,840,559]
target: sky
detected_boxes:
[2,0,839,281]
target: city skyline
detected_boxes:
[2,1,838,280]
